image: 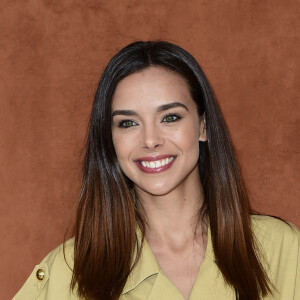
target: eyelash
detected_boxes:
[162,113,182,123]
[118,120,138,128]
[117,114,182,128]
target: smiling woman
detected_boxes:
[111,67,205,195]
[13,41,299,300]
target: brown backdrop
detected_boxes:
[1,1,299,299]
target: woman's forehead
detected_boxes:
[111,66,195,111]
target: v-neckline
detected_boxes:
[146,225,214,300]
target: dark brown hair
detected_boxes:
[71,41,272,300]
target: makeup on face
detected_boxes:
[111,67,204,196]
[135,155,177,173]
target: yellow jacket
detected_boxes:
[13,216,300,299]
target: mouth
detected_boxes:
[135,155,176,173]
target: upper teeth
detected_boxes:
[141,157,175,169]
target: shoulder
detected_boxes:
[251,214,300,253]
[251,215,300,298]
[251,214,299,244]
[35,237,75,283]
[13,238,78,300]
[43,237,75,273]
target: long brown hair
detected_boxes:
[71,41,272,300]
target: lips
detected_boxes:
[135,155,176,173]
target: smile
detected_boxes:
[135,155,176,173]
[141,157,174,168]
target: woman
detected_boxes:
[14,41,299,300]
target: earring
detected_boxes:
[130,188,136,203]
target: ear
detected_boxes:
[199,114,207,142]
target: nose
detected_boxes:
[141,125,164,150]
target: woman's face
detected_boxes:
[111,67,206,196]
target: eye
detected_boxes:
[118,120,138,128]
[162,114,181,123]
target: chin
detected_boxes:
[136,182,175,196]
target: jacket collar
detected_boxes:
[121,229,160,294]
[121,225,214,295]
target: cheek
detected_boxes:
[172,123,200,151]
[112,131,134,165]
[112,132,123,159]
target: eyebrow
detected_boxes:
[112,102,188,117]
[157,102,188,112]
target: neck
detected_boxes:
[135,172,206,247]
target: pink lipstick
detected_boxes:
[135,155,176,173]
